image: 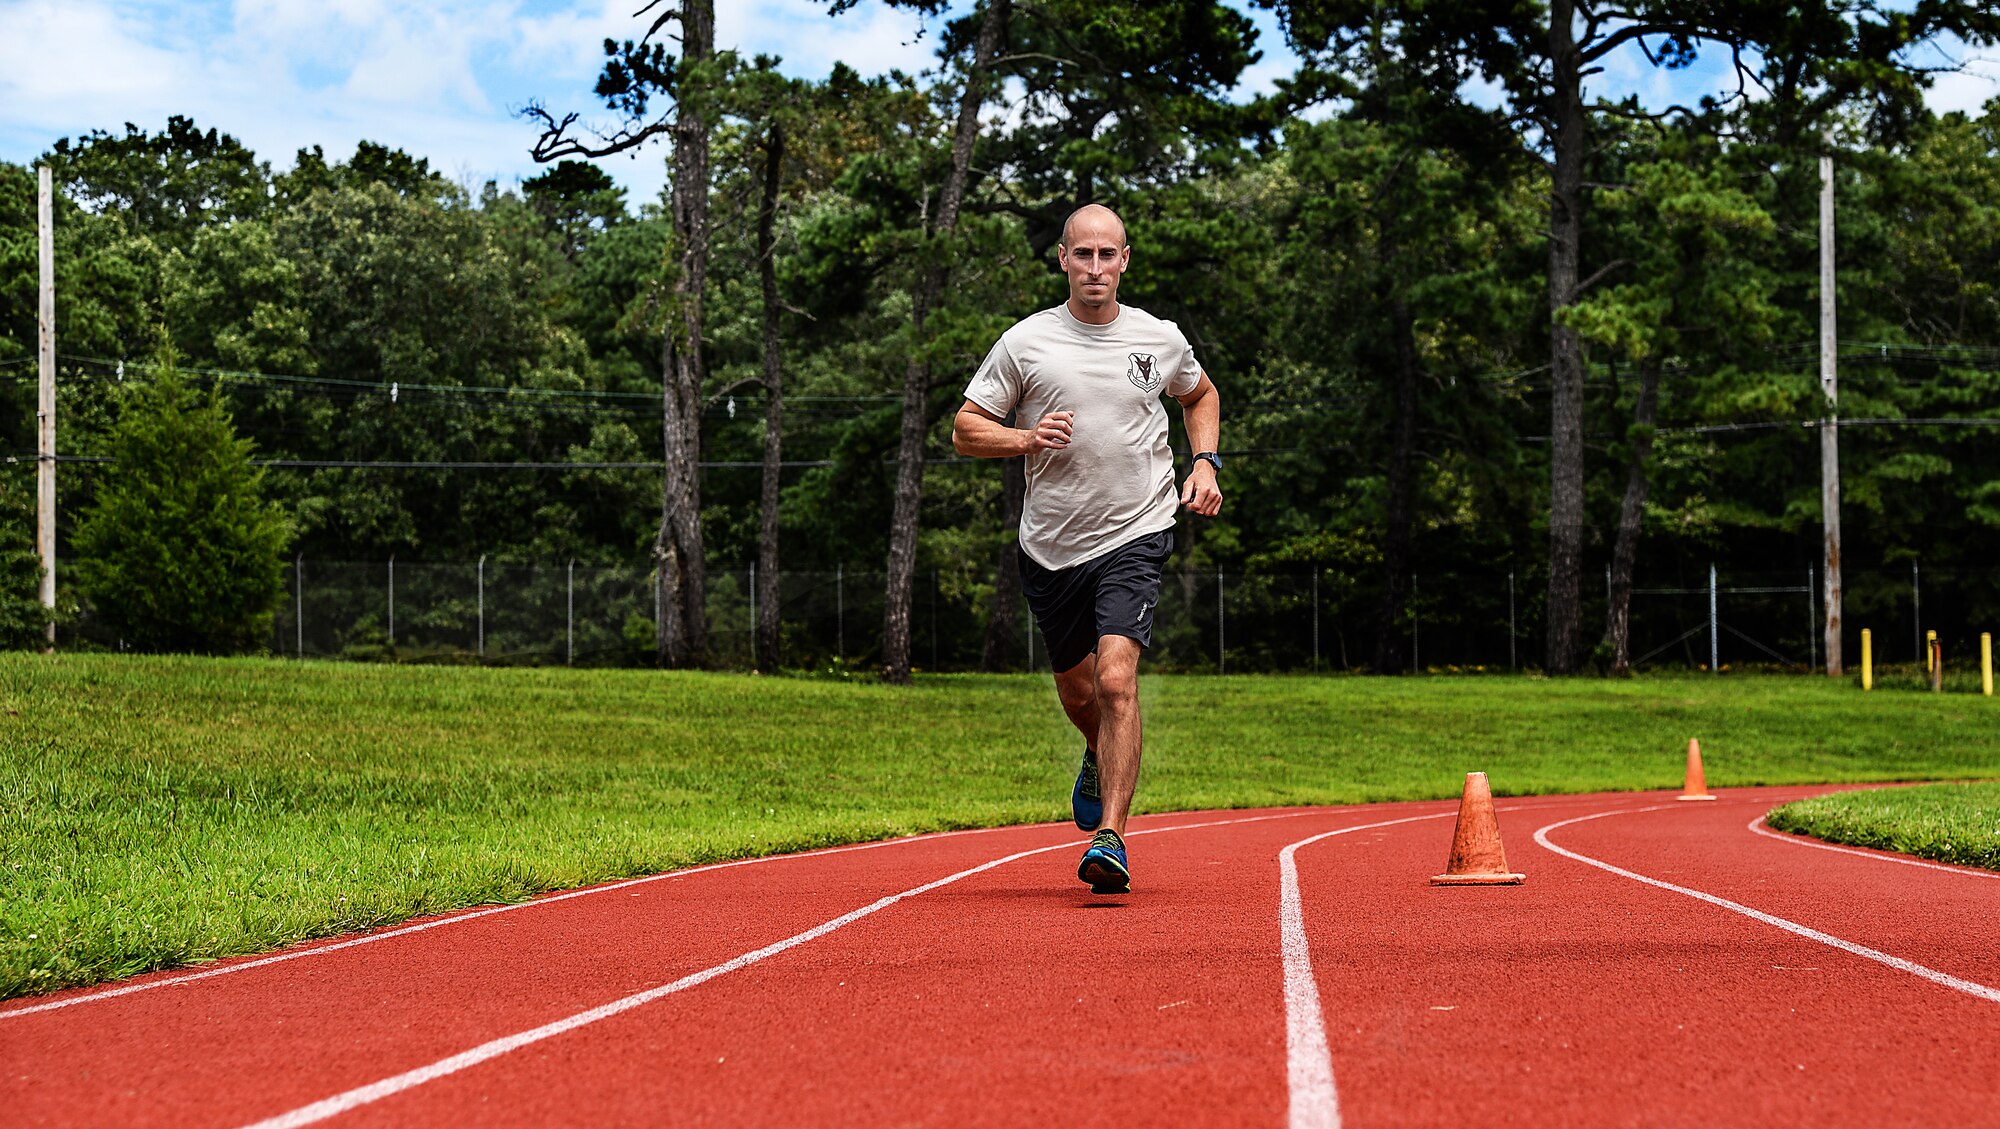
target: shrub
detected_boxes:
[71,364,291,652]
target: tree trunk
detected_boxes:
[1374,296,1420,674]
[1602,358,1662,676]
[756,121,785,670]
[981,451,1027,670]
[1543,0,1588,675]
[880,0,1009,684]
[655,0,714,669]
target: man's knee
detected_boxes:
[1094,662,1138,712]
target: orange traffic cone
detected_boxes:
[1678,738,1716,801]
[1430,772,1526,885]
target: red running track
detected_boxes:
[5,785,1998,1127]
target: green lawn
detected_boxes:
[3,654,1997,999]
[1766,782,2000,870]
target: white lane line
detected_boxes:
[0,823,1048,1021]
[1748,815,2000,879]
[239,806,1433,1129]
[1534,808,2000,1005]
[1278,810,1463,1129]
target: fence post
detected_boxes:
[1808,565,1816,672]
[1508,571,1517,671]
[1912,560,1921,664]
[749,561,757,668]
[388,555,395,649]
[566,558,575,665]
[931,569,938,672]
[1312,569,1319,674]
[1708,564,1718,672]
[1411,573,1419,672]
[837,563,845,662]
[295,554,303,658]
[1217,566,1225,674]
[477,555,485,657]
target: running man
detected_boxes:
[952,203,1223,894]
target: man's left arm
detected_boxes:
[1174,370,1222,517]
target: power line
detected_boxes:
[57,354,905,405]
[16,445,1317,471]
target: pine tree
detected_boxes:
[72,364,292,652]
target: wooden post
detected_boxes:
[1819,148,1843,676]
[36,166,56,648]
[1931,639,1943,693]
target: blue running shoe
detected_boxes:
[1077,828,1131,894]
[1071,748,1103,831]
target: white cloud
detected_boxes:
[1921,38,2000,116]
[717,0,939,79]
[0,1,190,115]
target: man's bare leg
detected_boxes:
[1090,635,1143,836]
[1051,653,1101,751]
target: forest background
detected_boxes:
[3,0,1999,679]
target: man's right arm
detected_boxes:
[952,401,1074,458]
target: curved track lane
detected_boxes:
[5,787,1996,1127]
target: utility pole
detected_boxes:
[1819,145,1843,676]
[36,166,57,649]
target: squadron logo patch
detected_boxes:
[1128,352,1162,393]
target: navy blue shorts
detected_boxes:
[1018,528,1175,674]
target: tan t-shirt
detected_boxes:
[964,302,1202,570]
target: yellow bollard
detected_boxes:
[1862,629,1873,691]
[1927,629,1938,673]
[1984,633,1993,698]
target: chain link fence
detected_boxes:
[55,555,1979,674]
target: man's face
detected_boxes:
[1058,217,1129,309]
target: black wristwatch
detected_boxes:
[1192,451,1223,472]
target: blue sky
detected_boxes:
[2,0,1994,207]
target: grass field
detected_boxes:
[1766,782,2000,870]
[4,653,1997,999]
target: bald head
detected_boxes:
[1061,204,1127,250]
[1057,203,1131,321]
